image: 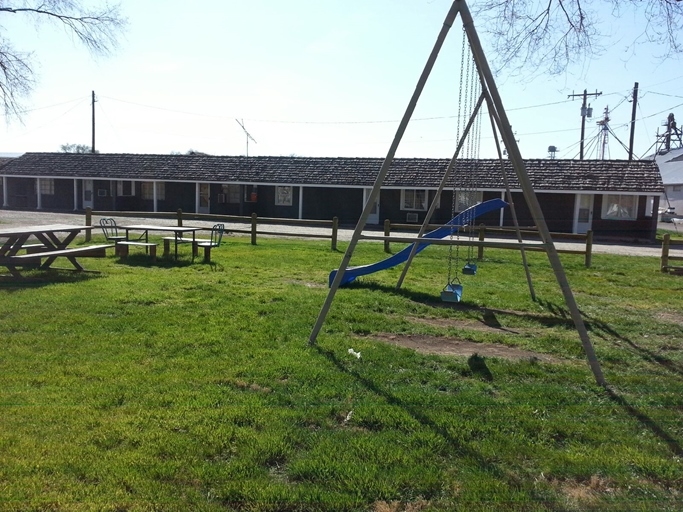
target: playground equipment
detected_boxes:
[309,0,606,387]
[328,198,507,288]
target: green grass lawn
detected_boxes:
[1,234,682,511]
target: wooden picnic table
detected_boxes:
[0,224,111,276]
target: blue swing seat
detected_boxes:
[462,262,477,275]
[441,283,463,303]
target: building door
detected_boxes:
[83,179,94,210]
[574,194,593,234]
[364,188,379,225]
[198,183,210,214]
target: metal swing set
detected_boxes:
[309,0,607,387]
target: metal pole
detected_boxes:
[309,1,462,345]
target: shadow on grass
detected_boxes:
[349,281,575,329]
[534,298,683,378]
[114,255,195,268]
[534,299,683,458]
[604,387,683,457]
[344,282,683,459]
[0,269,104,291]
[312,344,569,510]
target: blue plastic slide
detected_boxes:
[329,198,508,287]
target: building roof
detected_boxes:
[0,152,664,193]
[0,157,16,168]
[654,147,683,185]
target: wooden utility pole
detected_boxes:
[568,89,601,159]
[91,90,96,154]
[628,82,639,161]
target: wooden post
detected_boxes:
[584,230,593,268]
[384,219,391,253]
[662,233,670,272]
[477,223,485,261]
[177,209,183,227]
[85,207,92,242]
[251,213,257,245]
[331,217,338,251]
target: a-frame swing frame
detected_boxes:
[308,0,606,387]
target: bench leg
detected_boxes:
[203,246,211,263]
[163,239,171,258]
[119,244,129,259]
[150,245,157,263]
[192,241,199,258]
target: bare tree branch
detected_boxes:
[0,0,126,119]
[471,0,683,77]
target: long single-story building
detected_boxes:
[0,152,663,241]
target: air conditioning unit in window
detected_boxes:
[406,212,419,223]
[217,194,226,204]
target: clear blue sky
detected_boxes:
[1,0,682,160]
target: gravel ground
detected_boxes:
[0,208,675,258]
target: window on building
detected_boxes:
[601,194,637,220]
[401,189,428,211]
[117,181,135,197]
[645,196,654,218]
[673,185,682,192]
[456,190,482,211]
[141,182,165,200]
[219,184,240,204]
[275,186,293,206]
[39,178,55,195]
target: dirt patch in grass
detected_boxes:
[288,279,326,288]
[371,332,562,363]
[373,500,431,512]
[409,315,523,334]
[548,475,617,508]
[655,311,683,327]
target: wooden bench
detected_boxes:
[12,244,113,260]
[162,236,202,258]
[14,243,48,268]
[21,243,47,253]
[10,243,114,270]
[116,241,158,263]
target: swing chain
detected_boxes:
[447,29,468,286]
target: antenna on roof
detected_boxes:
[235,119,257,157]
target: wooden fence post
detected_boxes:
[177,209,183,227]
[384,219,391,253]
[477,224,485,261]
[661,233,670,272]
[85,207,92,242]
[251,213,258,245]
[584,230,593,268]
[331,217,338,251]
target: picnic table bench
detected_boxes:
[116,240,158,262]
[9,243,113,271]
